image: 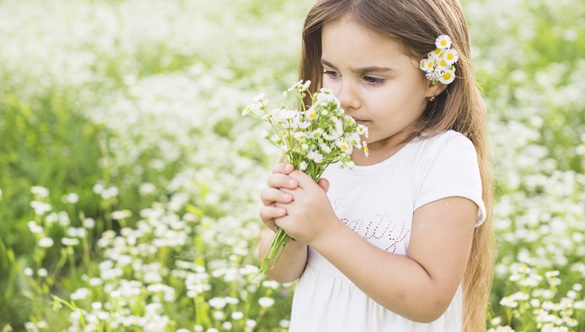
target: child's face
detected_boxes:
[321,18,436,154]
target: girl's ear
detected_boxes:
[426,81,447,99]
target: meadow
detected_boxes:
[0,0,583,331]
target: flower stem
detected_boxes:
[256,227,290,279]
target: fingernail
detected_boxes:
[285,194,292,201]
[289,179,297,186]
[285,164,293,171]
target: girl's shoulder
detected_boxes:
[414,130,475,153]
[410,130,477,164]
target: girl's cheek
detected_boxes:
[322,76,338,90]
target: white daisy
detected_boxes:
[293,132,306,140]
[435,35,452,49]
[300,161,308,171]
[306,107,318,120]
[319,143,332,154]
[310,128,324,139]
[438,68,456,85]
[356,124,368,138]
[253,92,265,101]
[443,48,459,65]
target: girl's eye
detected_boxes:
[364,76,384,85]
[324,70,340,79]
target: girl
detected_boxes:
[258,0,495,331]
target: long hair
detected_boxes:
[299,0,495,330]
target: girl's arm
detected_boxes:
[257,163,329,283]
[257,230,308,283]
[276,170,476,323]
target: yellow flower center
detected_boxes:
[440,40,448,47]
[447,53,454,60]
[309,113,317,119]
[440,59,447,67]
[443,72,452,80]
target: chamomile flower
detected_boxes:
[241,102,260,116]
[288,79,303,91]
[443,48,459,65]
[293,132,306,141]
[437,58,449,70]
[420,35,459,85]
[313,152,324,163]
[500,296,518,308]
[253,93,265,102]
[300,161,308,171]
[258,297,275,308]
[435,35,452,49]
[38,237,54,248]
[438,68,456,85]
[356,124,368,138]
[319,143,332,154]
[297,121,311,129]
[310,128,324,139]
[419,58,435,72]
[276,109,298,121]
[322,130,341,141]
[349,133,362,148]
[335,139,352,154]
[306,107,318,120]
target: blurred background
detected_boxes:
[0,0,584,330]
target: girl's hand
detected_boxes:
[259,164,330,233]
[259,163,298,232]
[274,170,336,245]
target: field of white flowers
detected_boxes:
[0,0,583,331]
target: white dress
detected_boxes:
[288,130,486,332]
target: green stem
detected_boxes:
[255,227,290,279]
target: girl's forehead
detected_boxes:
[321,18,411,60]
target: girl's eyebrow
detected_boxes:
[321,58,394,74]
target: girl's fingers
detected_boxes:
[272,163,295,175]
[261,187,293,207]
[267,173,298,190]
[317,178,330,192]
[259,206,287,232]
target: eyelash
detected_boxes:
[364,76,384,85]
[323,70,340,79]
[323,70,385,86]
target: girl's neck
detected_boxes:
[354,126,418,166]
[352,137,411,166]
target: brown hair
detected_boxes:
[299,0,495,330]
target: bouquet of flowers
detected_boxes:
[242,80,368,277]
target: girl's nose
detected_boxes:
[337,82,361,110]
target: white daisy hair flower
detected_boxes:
[435,35,452,49]
[420,34,459,86]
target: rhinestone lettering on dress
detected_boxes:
[341,210,410,253]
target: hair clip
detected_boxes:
[419,35,459,85]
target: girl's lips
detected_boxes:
[351,117,368,124]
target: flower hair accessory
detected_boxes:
[419,35,459,85]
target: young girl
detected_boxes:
[258,0,495,331]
